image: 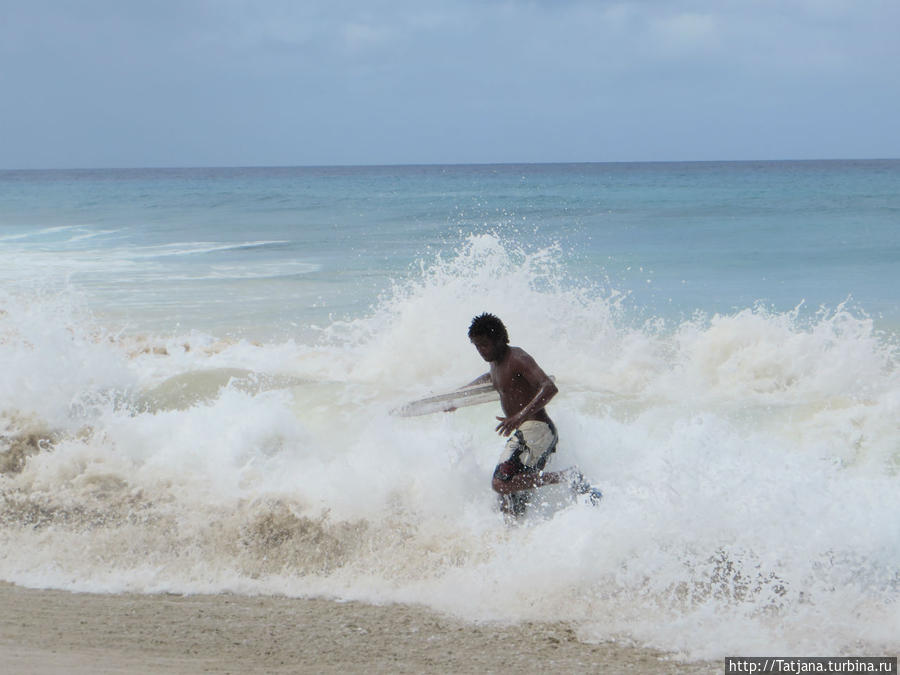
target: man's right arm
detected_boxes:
[463,372,492,388]
[443,372,492,414]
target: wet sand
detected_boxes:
[0,582,718,674]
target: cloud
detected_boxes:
[651,12,717,51]
[0,0,897,167]
[341,21,393,52]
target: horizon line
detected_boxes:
[1,157,898,173]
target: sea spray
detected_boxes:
[1,234,898,660]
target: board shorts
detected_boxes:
[493,420,558,483]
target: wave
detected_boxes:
[63,228,122,244]
[0,224,84,242]
[1,234,898,660]
[164,261,321,281]
[0,237,315,290]
[126,240,293,258]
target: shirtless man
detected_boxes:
[466,313,600,517]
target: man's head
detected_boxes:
[468,313,509,362]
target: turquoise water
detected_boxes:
[1,161,899,659]
[2,161,897,336]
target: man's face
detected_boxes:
[471,335,501,362]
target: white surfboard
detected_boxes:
[392,382,499,417]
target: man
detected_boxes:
[466,313,601,518]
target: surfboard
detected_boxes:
[392,382,499,417]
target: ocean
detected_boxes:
[1,161,898,660]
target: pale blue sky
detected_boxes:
[2,0,898,168]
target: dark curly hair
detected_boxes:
[467,313,509,344]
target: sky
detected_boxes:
[1,0,898,169]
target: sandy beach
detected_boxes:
[0,582,717,674]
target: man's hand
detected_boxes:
[495,414,522,437]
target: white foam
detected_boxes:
[1,234,898,660]
[126,240,291,258]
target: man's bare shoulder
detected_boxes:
[506,346,544,372]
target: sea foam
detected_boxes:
[1,234,898,660]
